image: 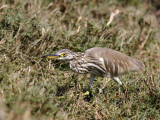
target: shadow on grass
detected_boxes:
[56,84,74,96]
[83,88,93,102]
[55,76,94,102]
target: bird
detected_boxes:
[43,47,145,89]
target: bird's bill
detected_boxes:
[42,53,61,59]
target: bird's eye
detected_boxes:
[61,53,67,57]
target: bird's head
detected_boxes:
[42,49,74,60]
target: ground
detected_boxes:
[0,0,160,120]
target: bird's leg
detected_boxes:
[82,74,94,97]
[88,74,95,89]
[82,74,95,98]
[112,77,122,85]
[112,77,126,93]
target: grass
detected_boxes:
[0,0,160,119]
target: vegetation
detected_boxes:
[0,0,160,119]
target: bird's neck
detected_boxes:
[70,52,85,62]
[69,52,86,73]
[72,52,84,60]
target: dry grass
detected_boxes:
[0,0,160,119]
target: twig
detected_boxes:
[107,9,120,26]
[99,9,120,39]
[14,23,23,39]
[139,21,152,54]
[0,5,8,10]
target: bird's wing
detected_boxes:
[85,47,144,76]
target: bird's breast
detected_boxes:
[69,59,89,74]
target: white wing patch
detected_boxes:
[99,57,104,62]
[99,57,107,71]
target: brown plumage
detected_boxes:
[43,47,145,88]
[84,47,144,76]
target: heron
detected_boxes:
[43,47,145,89]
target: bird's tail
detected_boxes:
[133,59,145,71]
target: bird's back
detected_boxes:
[85,47,145,76]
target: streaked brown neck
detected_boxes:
[71,52,84,60]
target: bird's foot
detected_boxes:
[82,91,90,96]
[83,88,93,102]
